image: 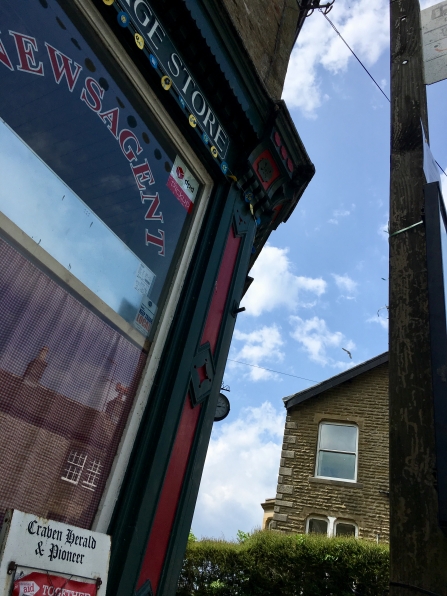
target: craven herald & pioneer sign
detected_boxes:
[0,0,314,594]
[0,511,110,596]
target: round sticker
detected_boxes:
[161,75,172,90]
[244,191,253,203]
[189,114,197,128]
[149,53,158,68]
[255,216,261,226]
[178,96,186,109]
[202,132,209,145]
[210,145,218,158]
[103,0,114,5]
[117,11,129,27]
[135,34,145,50]
[221,161,229,174]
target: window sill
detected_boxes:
[309,477,363,489]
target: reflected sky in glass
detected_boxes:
[317,451,356,480]
[319,423,357,452]
[0,120,155,328]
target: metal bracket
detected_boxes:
[7,561,16,575]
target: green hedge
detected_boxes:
[177,531,389,595]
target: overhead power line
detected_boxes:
[227,358,318,383]
[320,10,447,178]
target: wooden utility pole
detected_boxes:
[389,0,447,593]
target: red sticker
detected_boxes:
[13,572,97,596]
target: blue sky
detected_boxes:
[192,0,447,540]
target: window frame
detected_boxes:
[0,0,214,533]
[71,0,214,533]
[306,515,329,536]
[334,519,358,538]
[315,421,359,482]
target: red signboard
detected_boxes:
[13,572,97,596]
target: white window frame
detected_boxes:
[315,421,359,482]
[306,515,330,536]
[334,519,358,538]
[61,451,87,485]
[306,516,358,538]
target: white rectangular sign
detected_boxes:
[421,1,447,84]
[0,511,110,596]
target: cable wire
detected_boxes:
[227,358,318,383]
[320,10,391,102]
[320,11,447,177]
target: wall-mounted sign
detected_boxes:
[114,0,230,159]
[0,510,110,596]
[421,1,447,84]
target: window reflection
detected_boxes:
[0,120,154,328]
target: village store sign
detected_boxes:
[113,0,230,160]
[0,511,110,596]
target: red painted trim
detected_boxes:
[136,226,241,592]
[137,395,200,593]
[201,227,241,353]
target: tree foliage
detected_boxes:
[177,531,389,595]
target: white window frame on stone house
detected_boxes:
[306,515,329,535]
[306,515,358,537]
[334,519,358,537]
[315,421,359,482]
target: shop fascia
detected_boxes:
[118,0,230,159]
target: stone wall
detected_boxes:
[273,363,390,542]
[221,0,300,99]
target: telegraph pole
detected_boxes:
[389,0,447,593]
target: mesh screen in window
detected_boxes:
[0,238,146,528]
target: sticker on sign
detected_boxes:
[13,572,96,596]
[166,156,199,213]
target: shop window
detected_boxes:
[82,459,102,492]
[306,517,328,535]
[61,451,87,485]
[316,422,358,481]
[334,521,357,537]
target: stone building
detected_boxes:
[271,353,389,542]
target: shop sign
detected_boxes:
[117,0,230,159]
[0,511,110,596]
[421,1,447,84]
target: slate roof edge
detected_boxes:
[283,352,389,410]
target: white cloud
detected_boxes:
[192,402,284,539]
[282,0,389,117]
[332,273,358,298]
[242,245,326,316]
[367,315,388,330]
[231,325,284,381]
[289,315,355,367]
[328,209,351,224]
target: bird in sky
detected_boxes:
[342,347,352,359]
